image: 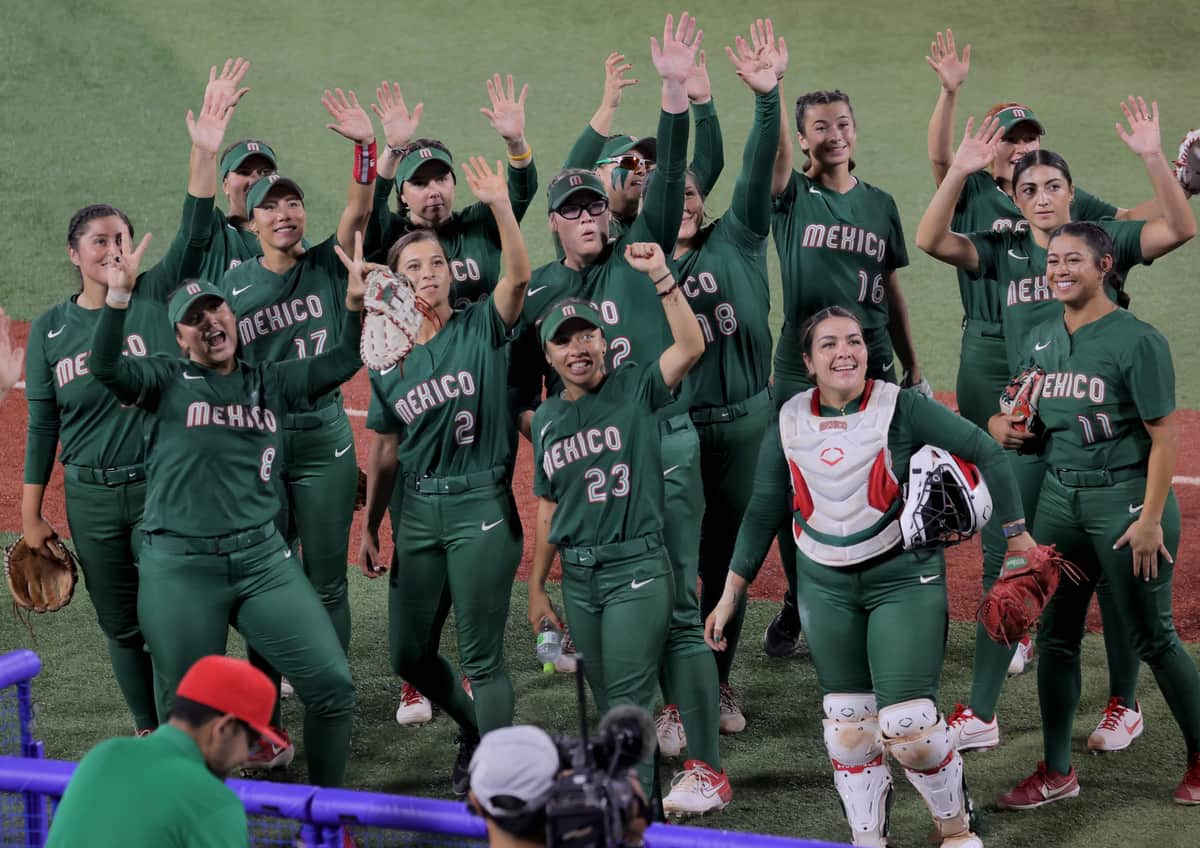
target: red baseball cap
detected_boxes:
[175,655,285,747]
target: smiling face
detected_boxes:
[1012,164,1074,234]
[799,101,856,170]
[250,189,306,252]
[401,162,456,227]
[394,237,451,309]
[222,155,276,219]
[1046,232,1111,308]
[802,315,867,400]
[68,215,130,287]
[595,152,649,216]
[550,191,611,268]
[175,295,238,372]
[992,124,1041,182]
[678,173,704,244]
[545,320,607,394]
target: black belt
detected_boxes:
[406,466,507,495]
[560,533,664,566]
[143,522,276,555]
[284,398,344,431]
[1052,464,1145,488]
[690,387,772,425]
[64,464,146,487]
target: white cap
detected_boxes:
[468,725,559,817]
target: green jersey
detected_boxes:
[23,294,176,482]
[953,171,1120,325]
[772,171,909,333]
[533,362,675,546]
[218,236,348,410]
[1024,308,1173,472]
[366,300,517,478]
[89,306,363,537]
[364,163,537,306]
[138,194,262,301]
[967,219,1147,370]
[677,89,777,409]
[46,726,247,848]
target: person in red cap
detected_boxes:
[46,655,279,848]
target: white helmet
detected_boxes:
[900,445,993,549]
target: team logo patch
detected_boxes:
[820,420,847,432]
[568,175,583,187]
[1004,556,1028,571]
[418,148,434,159]
[820,447,844,467]
[185,283,202,295]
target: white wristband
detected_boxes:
[105,291,132,307]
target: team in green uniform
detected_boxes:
[360,157,530,794]
[527,238,716,813]
[988,222,1200,809]
[916,97,1197,752]
[363,76,536,305]
[90,228,367,786]
[22,203,209,733]
[707,307,1027,848]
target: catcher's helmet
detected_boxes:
[900,445,993,549]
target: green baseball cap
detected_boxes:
[539,299,605,348]
[597,134,657,165]
[992,105,1045,138]
[395,146,455,185]
[219,140,278,180]
[246,174,304,216]
[547,170,607,212]
[168,280,228,325]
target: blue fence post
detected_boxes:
[4,651,48,848]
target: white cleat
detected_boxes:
[662,759,732,817]
[1087,697,1144,752]
[1007,635,1034,676]
[946,704,999,752]
[719,683,746,734]
[656,704,687,758]
[395,682,433,726]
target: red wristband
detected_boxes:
[354,141,377,184]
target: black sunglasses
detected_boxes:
[555,198,609,220]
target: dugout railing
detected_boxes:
[0,650,849,848]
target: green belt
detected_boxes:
[408,465,507,495]
[560,532,664,566]
[1052,464,1145,488]
[690,387,772,425]
[658,412,694,437]
[284,397,344,431]
[962,318,1005,340]
[63,463,146,487]
[143,521,276,555]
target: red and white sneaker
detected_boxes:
[998,762,1079,810]
[1175,753,1200,805]
[718,683,746,734]
[663,759,732,816]
[1087,697,1143,752]
[656,705,687,757]
[241,728,294,771]
[395,682,433,726]
[947,703,999,752]
[1007,634,1035,676]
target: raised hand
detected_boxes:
[186,66,249,155]
[1116,96,1162,159]
[951,115,1003,174]
[322,88,375,145]
[480,73,528,145]
[651,12,703,85]
[372,82,423,149]
[333,230,385,311]
[725,43,777,93]
[203,57,250,108]
[624,241,669,277]
[461,156,507,206]
[686,49,711,103]
[746,18,787,80]
[601,51,638,109]
[105,234,152,296]
[925,29,971,93]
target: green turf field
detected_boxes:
[3,0,1199,399]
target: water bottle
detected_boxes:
[536,617,562,674]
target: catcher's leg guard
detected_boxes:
[823,693,892,847]
[879,699,974,844]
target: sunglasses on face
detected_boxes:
[598,153,648,173]
[555,198,609,220]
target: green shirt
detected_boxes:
[1024,308,1173,472]
[952,171,1120,326]
[46,725,248,848]
[729,387,1020,582]
[89,306,362,537]
[967,219,1147,370]
[366,300,517,482]
[676,89,777,409]
[533,362,675,547]
[364,162,538,306]
[218,236,349,410]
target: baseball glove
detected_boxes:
[976,544,1084,645]
[1174,128,1200,198]
[999,365,1046,452]
[360,268,441,371]
[4,537,78,613]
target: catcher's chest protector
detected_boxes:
[780,381,903,566]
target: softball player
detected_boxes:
[217,89,377,673]
[916,98,1196,751]
[526,242,710,809]
[990,222,1200,809]
[22,203,209,734]
[511,13,729,812]
[706,305,1031,848]
[754,18,925,656]
[671,47,779,735]
[359,157,530,796]
[364,76,536,306]
[90,233,367,788]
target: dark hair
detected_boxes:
[478,796,548,841]
[169,696,255,740]
[67,204,134,289]
[388,229,444,270]
[795,90,857,173]
[395,137,452,162]
[1011,149,1073,196]
[220,138,273,166]
[1048,221,1130,308]
[799,305,863,358]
